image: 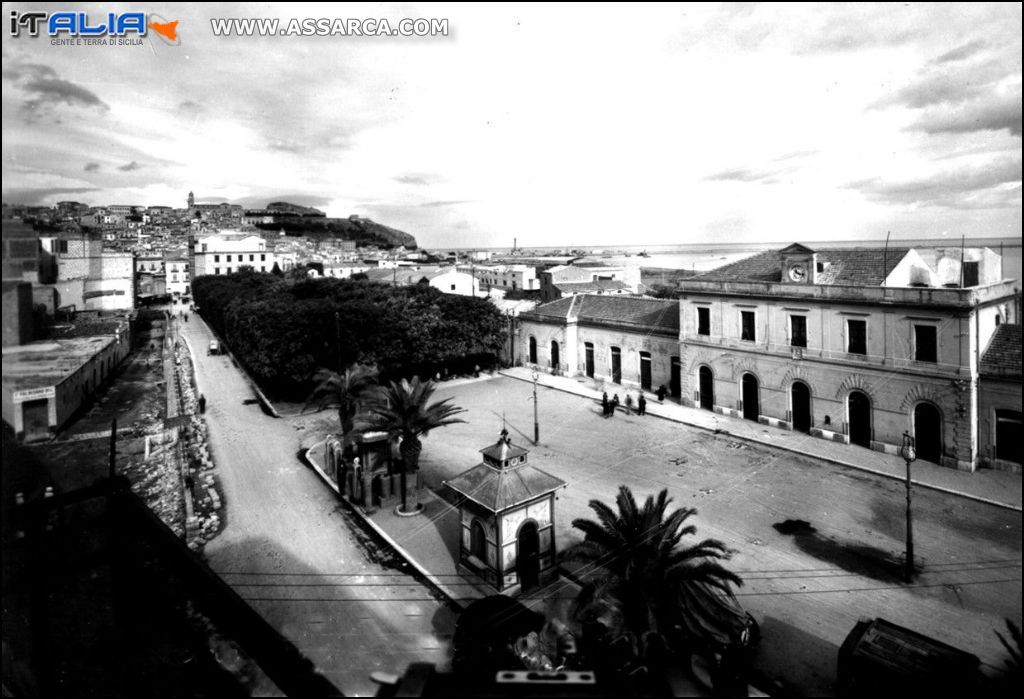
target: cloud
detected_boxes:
[1,62,57,82]
[118,161,143,172]
[18,77,108,118]
[265,139,305,154]
[847,156,1022,209]
[179,100,201,112]
[872,59,1008,110]
[912,90,1023,137]
[419,200,474,208]
[84,162,100,172]
[933,39,987,64]
[704,151,814,184]
[394,173,438,186]
[705,167,774,183]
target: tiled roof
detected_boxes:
[444,456,566,512]
[695,247,911,286]
[980,324,1022,378]
[523,294,679,333]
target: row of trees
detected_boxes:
[192,271,506,399]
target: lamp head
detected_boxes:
[901,432,917,462]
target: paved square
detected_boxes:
[421,376,1022,695]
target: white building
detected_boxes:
[164,255,191,296]
[427,269,481,297]
[190,232,276,276]
[461,263,540,294]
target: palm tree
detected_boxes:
[367,376,466,513]
[305,364,379,454]
[564,486,751,676]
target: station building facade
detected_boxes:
[517,243,1021,472]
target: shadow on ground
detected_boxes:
[773,519,910,582]
[755,615,840,697]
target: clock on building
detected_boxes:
[788,264,807,282]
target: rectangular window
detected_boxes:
[847,319,867,355]
[249,254,255,262]
[697,307,710,336]
[915,325,937,362]
[58,240,69,253]
[740,311,755,342]
[227,254,232,262]
[214,267,220,275]
[261,254,266,261]
[214,254,220,262]
[790,315,807,348]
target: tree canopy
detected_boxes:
[192,272,506,399]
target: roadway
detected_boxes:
[174,307,454,696]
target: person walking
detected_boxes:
[601,392,610,418]
[624,394,634,416]
[656,384,667,403]
[638,393,647,416]
[611,394,620,417]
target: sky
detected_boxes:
[2,2,1021,249]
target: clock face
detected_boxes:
[789,264,807,282]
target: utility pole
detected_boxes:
[531,368,539,445]
[901,432,917,582]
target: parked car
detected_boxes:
[208,340,221,355]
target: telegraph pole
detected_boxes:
[531,368,539,445]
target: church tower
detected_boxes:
[187,191,195,209]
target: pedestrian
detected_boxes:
[601,392,609,417]
[638,393,647,416]
[656,384,667,403]
[611,394,620,417]
[624,394,633,416]
[198,394,206,414]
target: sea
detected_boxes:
[459,237,1023,282]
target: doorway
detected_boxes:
[671,356,681,399]
[585,343,595,378]
[791,381,811,433]
[699,366,714,411]
[848,391,871,448]
[741,373,759,422]
[550,341,560,371]
[610,347,622,384]
[528,336,537,364]
[22,399,50,441]
[914,403,942,464]
[639,352,652,391]
[516,521,540,592]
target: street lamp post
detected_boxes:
[531,367,539,445]
[901,431,917,583]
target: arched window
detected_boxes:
[470,520,487,561]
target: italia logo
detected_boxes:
[9,11,180,44]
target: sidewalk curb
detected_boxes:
[302,441,468,611]
[499,370,1022,513]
